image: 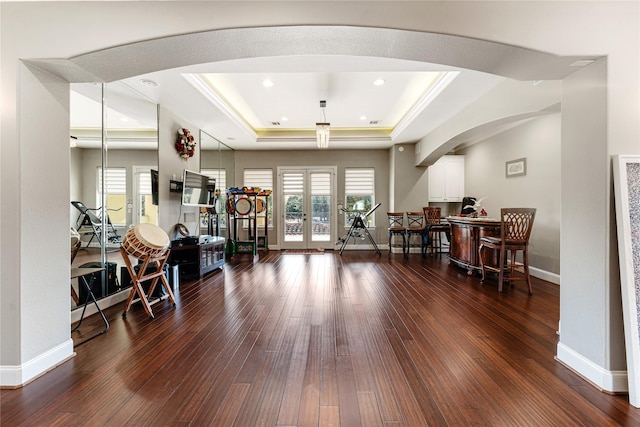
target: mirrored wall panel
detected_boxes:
[200,130,235,235]
[70,81,158,310]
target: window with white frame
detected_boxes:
[244,169,273,227]
[136,168,158,225]
[345,168,375,227]
[97,167,126,226]
[202,169,227,229]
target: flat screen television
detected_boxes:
[182,169,216,208]
[151,169,159,206]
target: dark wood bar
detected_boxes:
[448,216,501,274]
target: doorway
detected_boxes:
[278,166,336,250]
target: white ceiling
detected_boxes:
[71,55,506,151]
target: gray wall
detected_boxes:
[559,58,627,372]
[72,148,158,228]
[459,113,561,275]
[157,106,201,238]
[234,149,391,246]
[392,144,429,213]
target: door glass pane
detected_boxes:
[311,172,331,242]
[283,172,304,242]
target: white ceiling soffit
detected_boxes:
[29,26,597,83]
[46,26,598,151]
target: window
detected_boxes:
[97,167,126,226]
[202,169,227,229]
[244,169,273,227]
[345,168,375,227]
[136,168,158,225]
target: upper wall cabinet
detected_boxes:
[428,155,465,202]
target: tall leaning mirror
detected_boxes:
[70,81,159,315]
[200,130,235,236]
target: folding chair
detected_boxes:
[71,201,122,247]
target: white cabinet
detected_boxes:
[428,155,465,202]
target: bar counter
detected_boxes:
[447,216,501,275]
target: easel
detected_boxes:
[120,247,176,320]
[338,202,382,255]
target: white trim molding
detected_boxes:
[530,266,560,285]
[0,339,74,388]
[556,342,629,393]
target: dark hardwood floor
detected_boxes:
[2,250,639,426]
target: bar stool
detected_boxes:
[479,208,536,294]
[387,212,407,259]
[406,211,426,257]
[423,206,450,256]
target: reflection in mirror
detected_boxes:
[200,130,235,236]
[70,81,158,311]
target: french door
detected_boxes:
[278,167,336,250]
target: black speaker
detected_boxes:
[78,261,119,302]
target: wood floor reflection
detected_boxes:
[3,250,639,426]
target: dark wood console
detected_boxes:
[169,237,225,281]
[447,216,501,275]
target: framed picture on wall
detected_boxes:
[613,154,640,408]
[505,157,526,178]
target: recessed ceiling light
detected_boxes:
[262,78,274,88]
[360,115,367,121]
[139,78,158,87]
[373,79,386,86]
[281,116,288,122]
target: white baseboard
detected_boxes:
[530,266,560,285]
[556,342,628,393]
[0,339,74,388]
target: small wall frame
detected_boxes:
[613,154,640,408]
[505,157,526,178]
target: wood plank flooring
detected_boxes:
[2,250,639,426]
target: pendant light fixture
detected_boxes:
[316,100,330,149]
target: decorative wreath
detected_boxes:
[175,128,196,160]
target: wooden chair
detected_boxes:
[423,206,450,256]
[478,208,536,294]
[405,212,425,256]
[387,212,407,259]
